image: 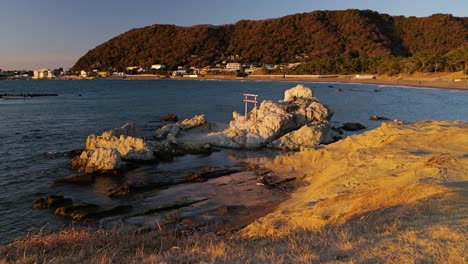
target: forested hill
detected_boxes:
[72,9,468,74]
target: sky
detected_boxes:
[0,0,467,70]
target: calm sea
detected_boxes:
[0,79,467,244]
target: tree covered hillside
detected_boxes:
[72,9,467,75]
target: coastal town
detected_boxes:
[0,61,305,80]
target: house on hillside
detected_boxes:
[225,63,242,71]
[151,64,166,70]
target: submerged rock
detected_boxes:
[340,122,366,131]
[370,115,390,121]
[161,113,179,122]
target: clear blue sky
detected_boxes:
[1,0,466,70]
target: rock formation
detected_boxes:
[203,84,335,149]
[70,123,154,173]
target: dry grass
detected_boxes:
[1,187,466,264]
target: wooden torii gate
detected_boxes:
[243,93,259,121]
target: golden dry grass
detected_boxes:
[1,187,465,263]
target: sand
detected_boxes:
[240,120,468,237]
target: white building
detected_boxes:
[80,70,88,78]
[33,69,54,79]
[225,63,242,71]
[151,64,166,70]
[172,70,187,77]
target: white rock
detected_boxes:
[284,84,314,102]
[204,85,333,149]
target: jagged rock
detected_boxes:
[86,134,154,161]
[155,124,180,139]
[161,113,179,122]
[180,114,207,130]
[341,122,366,131]
[71,123,155,173]
[70,148,123,173]
[101,122,140,139]
[268,122,338,150]
[204,84,333,149]
[284,84,313,102]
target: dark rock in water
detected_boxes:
[184,167,242,183]
[337,88,343,92]
[328,85,334,88]
[374,89,382,92]
[54,203,99,220]
[67,149,83,158]
[332,126,344,135]
[340,122,366,131]
[47,195,73,208]
[69,205,132,221]
[35,195,131,220]
[137,198,208,216]
[161,113,179,122]
[34,198,48,209]
[108,183,133,197]
[369,115,390,121]
[34,195,73,209]
[54,174,95,185]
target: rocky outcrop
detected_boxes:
[203,84,334,149]
[70,123,154,174]
[70,148,123,174]
[268,121,338,150]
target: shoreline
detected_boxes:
[2,120,467,262]
[5,72,466,91]
[124,73,468,91]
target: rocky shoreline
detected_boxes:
[35,84,344,233]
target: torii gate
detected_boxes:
[243,93,259,121]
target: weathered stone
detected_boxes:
[180,114,207,130]
[86,134,154,161]
[70,148,123,173]
[155,124,180,139]
[269,122,337,150]
[101,122,140,139]
[70,123,155,173]
[204,85,333,149]
[284,84,313,102]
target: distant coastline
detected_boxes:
[2,72,466,91]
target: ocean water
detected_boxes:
[0,79,467,244]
